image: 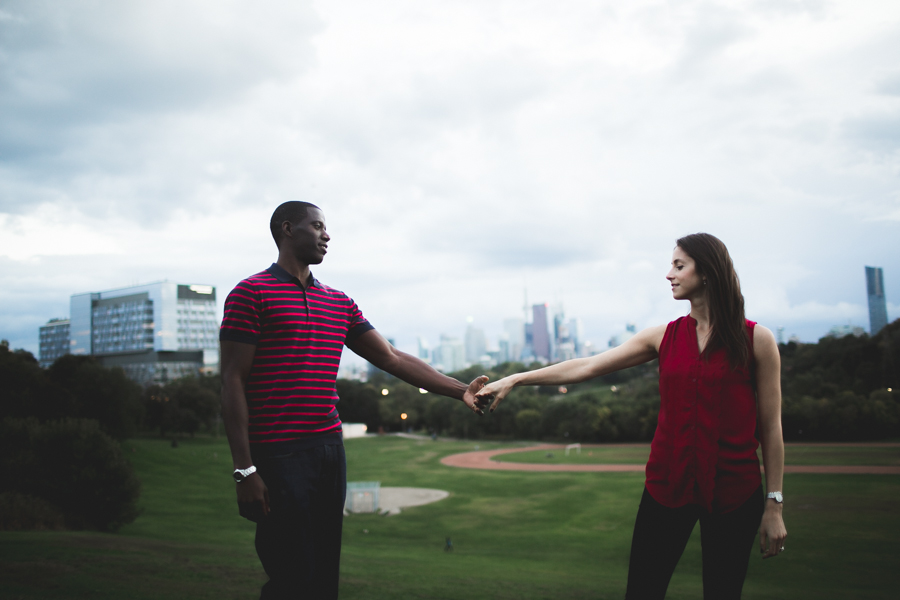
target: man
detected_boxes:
[220,201,487,599]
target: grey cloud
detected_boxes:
[750,0,827,18]
[0,0,321,213]
[668,5,752,79]
[842,112,900,153]
[877,72,900,96]
[297,56,551,170]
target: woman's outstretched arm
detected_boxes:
[754,325,787,558]
[477,324,666,412]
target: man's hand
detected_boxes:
[475,375,517,413]
[463,375,490,415]
[236,473,270,523]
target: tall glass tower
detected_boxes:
[865,266,888,335]
[532,303,551,361]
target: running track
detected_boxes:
[440,443,900,475]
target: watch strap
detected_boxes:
[233,465,257,483]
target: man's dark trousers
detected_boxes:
[253,442,347,600]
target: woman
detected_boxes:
[477,233,786,599]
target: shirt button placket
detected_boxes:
[303,286,310,331]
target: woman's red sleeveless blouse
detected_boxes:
[645,316,761,513]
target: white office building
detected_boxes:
[64,282,219,384]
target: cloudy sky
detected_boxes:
[1,0,898,363]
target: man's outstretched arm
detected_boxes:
[345,329,489,415]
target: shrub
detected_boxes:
[0,492,65,531]
[0,418,141,531]
[48,355,144,440]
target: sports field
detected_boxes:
[495,444,900,466]
[1,435,898,599]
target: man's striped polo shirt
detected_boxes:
[220,263,374,445]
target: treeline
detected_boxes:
[336,361,663,443]
[780,319,900,440]
[337,320,900,443]
[0,345,220,532]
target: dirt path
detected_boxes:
[440,444,900,475]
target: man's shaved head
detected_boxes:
[270,201,320,247]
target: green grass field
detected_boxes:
[497,444,900,466]
[2,436,899,599]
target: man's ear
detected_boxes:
[281,221,293,239]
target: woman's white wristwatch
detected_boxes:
[233,466,257,483]
[766,491,783,503]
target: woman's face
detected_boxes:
[667,246,704,300]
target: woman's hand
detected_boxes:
[759,502,787,559]
[475,375,518,413]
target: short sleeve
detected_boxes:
[345,297,374,343]
[220,281,261,345]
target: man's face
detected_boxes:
[283,208,330,265]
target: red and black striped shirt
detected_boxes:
[220,263,374,445]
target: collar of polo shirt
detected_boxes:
[268,263,318,289]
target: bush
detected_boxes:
[0,347,77,422]
[515,409,542,439]
[48,355,144,440]
[143,376,220,437]
[782,389,900,441]
[0,492,66,531]
[0,417,141,531]
[0,348,145,440]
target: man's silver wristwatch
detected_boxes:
[766,491,783,503]
[233,466,257,483]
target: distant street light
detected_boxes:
[381,389,389,396]
[400,413,408,420]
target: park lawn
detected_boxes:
[1,435,898,599]
[496,443,900,466]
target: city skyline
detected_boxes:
[26,263,896,378]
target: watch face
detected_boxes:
[233,471,245,483]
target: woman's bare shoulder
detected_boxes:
[752,324,779,358]
[634,323,669,353]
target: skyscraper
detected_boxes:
[464,324,487,363]
[532,303,551,361]
[433,334,465,373]
[502,317,525,362]
[568,317,584,356]
[865,266,888,335]
[416,336,431,362]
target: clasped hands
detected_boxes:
[464,375,516,415]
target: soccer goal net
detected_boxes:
[345,481,381,513]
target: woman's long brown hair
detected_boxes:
[676,233,750,368]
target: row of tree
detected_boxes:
[0,345,220,532]
[337,320,900,442]
[0,347,221,441]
